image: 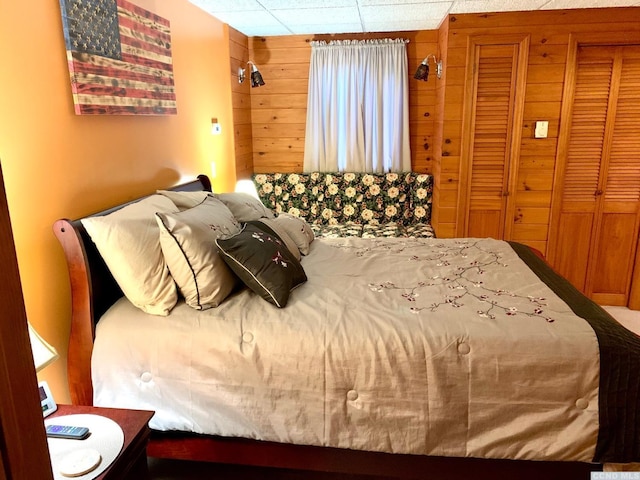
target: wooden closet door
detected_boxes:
[590,47,640,305]
[458,36,529,239]
[551,45,640,306]
[551,47,613,292]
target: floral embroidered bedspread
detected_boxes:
[94,237,635,463]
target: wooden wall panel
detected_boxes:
[248,31,439,174]
[431,12,450,237]
[229,7,640,264]
[433,6,640,257]
[229,27,254,180]
[249,34,309,173]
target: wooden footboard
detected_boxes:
[146,434,599,479]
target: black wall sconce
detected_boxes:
[414,54,443,81]
[238,61,265,88]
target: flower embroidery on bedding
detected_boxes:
[332,238,558,323]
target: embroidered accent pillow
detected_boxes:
[216,224,307,308]
[247,219,301,261]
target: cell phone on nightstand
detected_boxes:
[45,424,90,440]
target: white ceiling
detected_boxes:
[189,0,640,37]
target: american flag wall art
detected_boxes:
[59,0,177,115]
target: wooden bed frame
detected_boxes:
[53,175,601,479]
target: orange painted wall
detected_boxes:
[0,0,234,403]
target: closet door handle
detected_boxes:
[595,190,603,196]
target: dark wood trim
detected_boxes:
[146,433,599,479]
[0,162,54,479]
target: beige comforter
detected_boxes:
[92,237,599,462]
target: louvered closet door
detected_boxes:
[552,47,613,291]
[553,45,640,305]
[590,47,640,305]
[460,38,528,239]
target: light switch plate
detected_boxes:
[534,121,549,139]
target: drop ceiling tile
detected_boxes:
[541,0,638,8]
[210,10,283,27]
[360,2,452,22]
[289,23,365,34]
[189,0,640,37]
[364,19,444,30]
[188,0,264,13]
[259,0,357,8]
[450,0,547,13]
[270,6,363,25]
[358,0,449,5]
[241,25,294,36]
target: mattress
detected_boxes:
[91,237,637,462]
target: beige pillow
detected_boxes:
[274,213,315,255]
[215,192,275,221]
[156,196,241,310]
[81,195,179,316]
[156,190,211,211]
[249,219,301,261]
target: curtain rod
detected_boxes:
[310,38,409,47]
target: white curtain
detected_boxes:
[303,39,411,173]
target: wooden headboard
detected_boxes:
[53,175,211,405]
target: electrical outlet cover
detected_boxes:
[534,121,548,138]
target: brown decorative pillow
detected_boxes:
[216,224,307,308]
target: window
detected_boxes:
[303,39,411,173]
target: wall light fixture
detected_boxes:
[414,54,442,81]
[238,61,265,88]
